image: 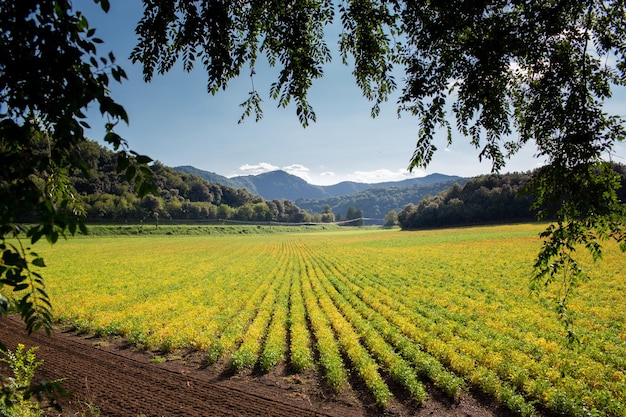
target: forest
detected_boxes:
[68,141,313,224]
[295,178,466,220]
[398,165,626,229]
[41,140,626,229]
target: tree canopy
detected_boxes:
[1,0,625,345]
[1,0,154,336]
[66,141,314,224]
[398,172,539,228]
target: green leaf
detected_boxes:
[68,221,77,236]
[36,289,51,305]
[99,0,110,13]
[138,181,157,198]
[139,166,152,177]
[105,131,123,148]
[116,152,129,173]
[32,258,46,268]
[45,231,59,245]
[112,67,122,82]
[29,229,44,245]
[125,165,136,182]
[135,155,153,165]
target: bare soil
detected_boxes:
[0,316,508,417]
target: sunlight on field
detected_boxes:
[34,224,625,416]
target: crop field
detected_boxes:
[29,224,625,416]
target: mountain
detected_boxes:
[296,179,469,219]
[173,166,248,190]
[174,165,465,202]
[238,170,329,201]
[174,167,327,200]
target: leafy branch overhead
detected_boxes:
[131,0,625,331]
[0,1,154,334]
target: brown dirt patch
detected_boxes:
[0,316,508,416]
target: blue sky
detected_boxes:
[80,1,625,185]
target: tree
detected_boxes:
[345,206,363,226]
[217,204,234,220]
[140,194,163,218]
[321,204,335,223]
[132,0,625,333]
[0,0,157,409]
[397,172,540,228]
[383,210,398,228]
[0,0,154,336]
[188,180,212,202]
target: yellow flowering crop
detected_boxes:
[30,224,624,416]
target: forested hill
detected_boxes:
[398,165,626,229]
[69,141,625,227]
[295,179,468,219]
[397,173,537,228]
[70,141,311,223]
[174,165,464,201]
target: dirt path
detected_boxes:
[0,316,504,416]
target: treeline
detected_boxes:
[70,141,313,223]
[398,165,626,229]
[398,173,536,229]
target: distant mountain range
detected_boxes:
[174,165,469,218]
[175,165,464,200]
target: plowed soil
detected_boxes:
[0,316,506,416]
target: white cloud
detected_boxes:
[234,163,436,185]
[282,164,312,182]
[283,164,309,174]
[306,171,337,186]
[237,162,279,175]
[236,162,314,182]
[349,168,427,183]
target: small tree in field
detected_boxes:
[321,205,335,223]
[384,210,398,228]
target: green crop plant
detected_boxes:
[259,270,290,372]
[298,252,348,392]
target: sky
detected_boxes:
[80,1,626,186]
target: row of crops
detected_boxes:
[34,224,626,416]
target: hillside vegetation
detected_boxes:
[60,140,472,226]
[398,173,537,228]
[61,141,626,229]
[68,141,312,224]
[398,165,626,229]
[296,179,467,219]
